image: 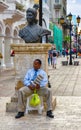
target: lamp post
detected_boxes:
[39,0,42,43]
[68,13,72,65]
[75,26,78,58]
[39,0,42,26]
[39,0,49,43]
[76,15,80,58]
[60,13,72,65]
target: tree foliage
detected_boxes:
[64,36,70,43]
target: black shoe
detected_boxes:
[15,112,24,119]
[47,110,54,118]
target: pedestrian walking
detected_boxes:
[48,50,52,66]
[52,48,58,69]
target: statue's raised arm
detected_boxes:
[19,8,51,43]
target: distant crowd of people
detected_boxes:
[48,47,81,67]
[48,47,78,68]
[62,48,77,57]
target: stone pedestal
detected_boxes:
[12,43,51,82]
[6,43,56,112]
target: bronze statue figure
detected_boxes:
[19,8,51,43]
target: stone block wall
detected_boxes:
[11,43,52,86]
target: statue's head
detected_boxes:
[26,8,37,24]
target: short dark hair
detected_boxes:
[35,59,42,65]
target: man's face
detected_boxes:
[33,61,41,70]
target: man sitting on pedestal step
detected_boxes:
[15,59,54,119]
[19,8,51,43]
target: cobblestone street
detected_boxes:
[0,56,81,130]
[0,69,15,97]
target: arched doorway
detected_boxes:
[13,27,19,43]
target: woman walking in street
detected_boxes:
[52,48,58,69]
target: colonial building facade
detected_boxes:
[47,0,67,24]
[0,0,26,68]
[0,0,50,69]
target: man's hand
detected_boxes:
[28,84,40,91]
[28,85,35,90]
[35,84,40,90]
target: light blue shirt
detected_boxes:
[23,68,48,87]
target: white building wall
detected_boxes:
[47,0,67,24]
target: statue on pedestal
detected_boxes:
[19,8,51,43]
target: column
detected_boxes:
[1,38,6,68]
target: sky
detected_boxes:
[67,0,81,29]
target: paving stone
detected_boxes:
[1,97,81,130]
[1,57,81,129]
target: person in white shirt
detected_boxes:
[52,48,58,69]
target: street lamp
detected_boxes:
[59,16,64,24]
[60,13,72,65]
[68,13,72,65]
[76,15,80,26]
[76,15,80,58]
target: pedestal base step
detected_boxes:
[6,102,18,112]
